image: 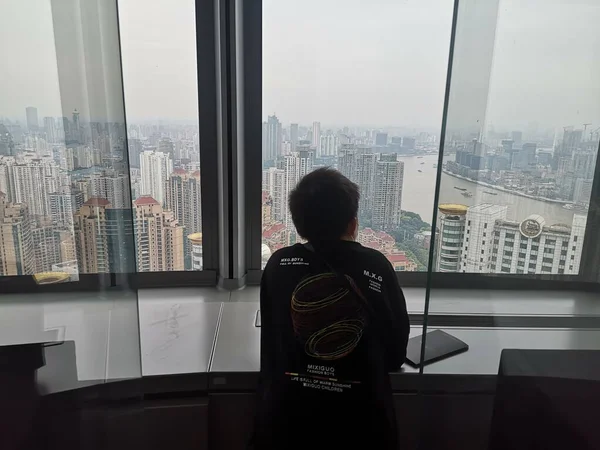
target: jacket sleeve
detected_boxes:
[378,261,410,372]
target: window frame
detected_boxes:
[0,0,219,293]
[246,0,600,291]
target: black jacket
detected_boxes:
[253,241,410,450]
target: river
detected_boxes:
[399,154,578,226]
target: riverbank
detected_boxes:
[442,169,569,206]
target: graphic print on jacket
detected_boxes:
[291,272,369,363]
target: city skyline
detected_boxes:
[2,1,600,129]
[0,107,203,278]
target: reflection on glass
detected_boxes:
[120,0,202,272]
[0,1,81,282]
[433,0,600,276]
[261,0,453,269]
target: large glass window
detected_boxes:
[0,0,89,283]
[119,0,203,273]
[433,0,600,276]
[261,0,454,270]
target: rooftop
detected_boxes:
[83,198,110,207]
[134,196,159,206]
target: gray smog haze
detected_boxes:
[1,0,599,132]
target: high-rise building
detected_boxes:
[572,151,596,180]
[262,167,286,222]
[435,203,587,275]
[312,122,321,154]
[140,150,173,206]
[283,148,314,233]
[89,175,131,209]
[31,226,61,274]
[74,198,110,274]
[26,107,39,132]
[158,138,174,156]
[435,204,468,272]
[263,115,282,161]
[320,134,339,157]
[72,109,81,143]
[0,124,15,156]
[165,169,201,269]
[290,123,299,152]
[106,208,135,273]
[462,204,508,273]
[338,144,378,214]
[375,132,388,146]
[128,138,143,168]
[372,154,404,230]
[488,214,585,275]
[50,189,84,228]
[8,161,62,217]
[0,192,33,275]
[573,178,593,206]
[511,130,523,145]
[403,137,416,150]
[43,117,57,144]
[133,196,184,272]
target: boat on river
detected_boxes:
[484,191,498,196]
[454,186,467,191]
[461,191,473,198]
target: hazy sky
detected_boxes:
[1,0,599,131]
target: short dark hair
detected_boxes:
[289,167,360,243]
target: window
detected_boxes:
[120,0,203,273]
[520,243,528,250]
[519,252,526,259]
[261,0,454,271]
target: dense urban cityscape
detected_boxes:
[0,107,202,280]
[0,103,596,279]
[261,115,597,274]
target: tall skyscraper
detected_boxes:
[31,226,61,274]
[140,150,173,206]
[133,196,184,272]
[26,107,39,131]
[43,117,57,144]
[375,132,388,146]
[372,154,404,230]
[72,109,81,143]
[435,204,467,272]
[8,161,61,217]
[89,175,131,209]
[0,192,33,275]
[262,167,286,222]
[312,121,321,154]
[320,134,339,157]
[462,204,508,273]
[165,169,202,269]
[511,130,523,145]
[290,123,299,152]
[74,198,111,274]
[0,124,15,156]
[50,189,84,228]
[283,148,314,233]
[263,115,282,161]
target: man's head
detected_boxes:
[289,167,360,243]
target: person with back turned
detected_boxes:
[252,168,410,450]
